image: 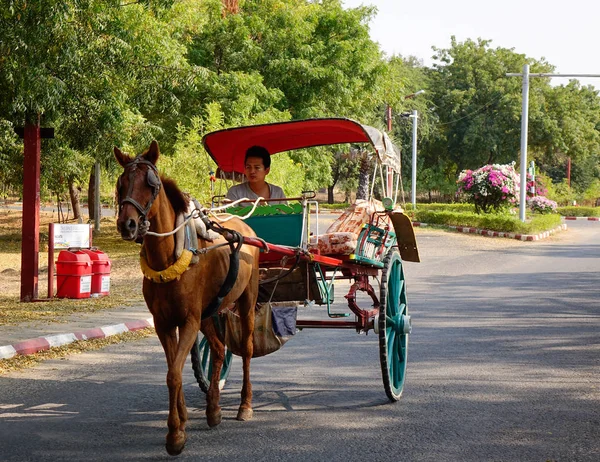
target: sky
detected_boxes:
[342,0,600,89]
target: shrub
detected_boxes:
[529,196,558,214]
[557,206,600,217]
[546,179,575,206]
[457,164,519,214]
[406,203,475,213]
[413,209,562,233]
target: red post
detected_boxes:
[20,122,41,301]
[48,224,54,298]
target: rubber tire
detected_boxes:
[378,248,409,402]
[190,332,232,393]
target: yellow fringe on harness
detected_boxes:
[140,249,194,283]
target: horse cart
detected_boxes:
[191,118,421,402]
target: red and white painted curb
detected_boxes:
[0,317,154,360]
[412,222,568,241]
[564,216,599,221]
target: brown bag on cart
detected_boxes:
[222,302,297,358]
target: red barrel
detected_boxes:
[56,250,92,299]
[81,248,111,296]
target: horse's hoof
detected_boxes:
[165,431,187,456]
[207,409,222,428]
[236,407,253,421]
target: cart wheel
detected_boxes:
[190,332,232,393]
[378,249,411,402]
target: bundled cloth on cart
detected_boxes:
[309,199,391,256]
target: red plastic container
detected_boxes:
[56,250,92,299]
[81,248,112,296]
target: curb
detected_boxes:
[0,317,154,360]
[412,222,568,241]
[564,216,599,221]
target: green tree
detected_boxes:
[531,81,600,192]
[186,0,387,190]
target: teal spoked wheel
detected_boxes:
[378,248,411,402]
[190,332,233,393]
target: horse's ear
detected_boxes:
[145,140,160,165]
[114,146,132,167]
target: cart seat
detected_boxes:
[309,199,389,256]
[226,203,304,262]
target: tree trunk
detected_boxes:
[69,180,82,222]
[88,166,96,221]
[327,185,335,204]
[222,0,239,15]
[356,155,370,200]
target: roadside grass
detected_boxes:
[0,210,144,326]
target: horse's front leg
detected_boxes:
[156,319,199,456]
[237,289,256,421]
[201,317,226,428]
[155,325,186,455]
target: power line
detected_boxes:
[434,92,511,127]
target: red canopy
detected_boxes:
[202,118,400,174]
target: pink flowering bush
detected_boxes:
[457,163,520,213]
[529,195,557,214]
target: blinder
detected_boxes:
[147,168,160,189]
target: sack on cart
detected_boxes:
[223,302,298,358]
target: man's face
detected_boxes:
[244,156,269,184]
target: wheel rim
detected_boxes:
[191,333,232,393]
[379,249,409,401]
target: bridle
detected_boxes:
[117,156,162,237]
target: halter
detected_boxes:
[117,156,162,237]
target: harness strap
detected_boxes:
[201,230,243,320]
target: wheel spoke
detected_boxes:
[386,327,395,353]
[391,333,401,389]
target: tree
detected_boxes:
[0,1,199,215]
[429,38,550,174]
[530,81,600,191]
[186,0,387,190]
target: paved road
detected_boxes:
[0,221,598,461]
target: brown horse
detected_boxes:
[114,141,260,455]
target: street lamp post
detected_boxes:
[403,90,425,209]
[410,110,418,209]
[386,90,425,209]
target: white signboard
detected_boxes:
[53,224,91,249]
[80,275,92,294]
[101,276,111,293]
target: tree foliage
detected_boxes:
[0,3,599,207]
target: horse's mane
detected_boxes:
[161,176,190,216]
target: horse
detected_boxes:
[114,140,260,455]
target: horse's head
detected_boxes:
[114,140,162,241]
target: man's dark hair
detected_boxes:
[245,145,271,169]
